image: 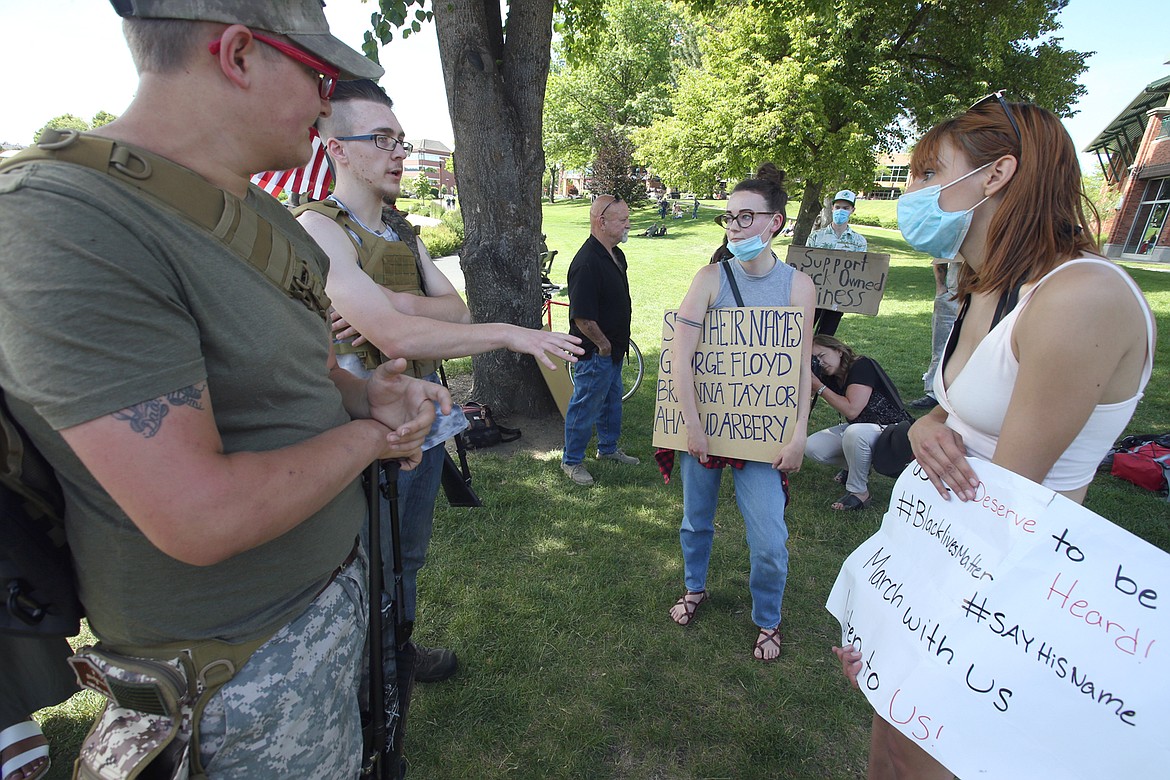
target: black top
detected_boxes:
[826,357,912,426]
[566,234,632,363]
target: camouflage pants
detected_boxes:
[197,555,369,777]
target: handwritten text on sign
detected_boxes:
[825,460,1169,778]
[785,246,890,315]
[652,306,804,464]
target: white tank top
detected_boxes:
[934,257,1155,491]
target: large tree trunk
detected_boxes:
[434,0,555,414]
[791,181,824,247]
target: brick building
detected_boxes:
[404,138,455,194]
[1085,64,1170,263]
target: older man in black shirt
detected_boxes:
[561,195,639,485]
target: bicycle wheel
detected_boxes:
[567,340,644,403]
[621,340,644,402]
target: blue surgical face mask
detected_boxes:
[897,162,993,260]
[726,217,776,262]
[832,208,850,225]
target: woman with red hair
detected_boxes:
[833,94,1156,777]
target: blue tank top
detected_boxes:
[712,256,794,309]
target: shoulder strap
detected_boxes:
[866,357,910,414]
[1,130,330,320]
[292,198,344,221]
[720,260,745,307]
[940,280,1022,375]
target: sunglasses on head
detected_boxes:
[970,90,1022,147]
[599,195,624,218]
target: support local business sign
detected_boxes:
[785,246,890,315]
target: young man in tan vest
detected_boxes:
[299,79,580,682]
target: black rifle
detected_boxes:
[361,460,388,779]
[362,461,416,780]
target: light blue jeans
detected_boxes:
[562,352,624,465]
[678,454,789,630]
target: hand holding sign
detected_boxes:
[826,459,1170,778]
[653,306,805,464]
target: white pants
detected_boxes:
[806,423,883,495]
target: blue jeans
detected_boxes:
[679,454,789,630]
[562,353,624,465]
[371,444,445,623]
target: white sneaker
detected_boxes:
[562,462,595,485]
[598,448,639,465]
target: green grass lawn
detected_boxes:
[36,200,1170,779]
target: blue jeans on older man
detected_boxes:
[679,454,789,630]
[562,352,624,466]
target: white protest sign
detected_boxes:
[826,460,1170,778]
[784,245,890,315]
[652,307,804,464]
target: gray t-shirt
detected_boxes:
[714,256,795,309]
[0,156,365,647]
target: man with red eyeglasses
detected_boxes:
[0,2,442,777]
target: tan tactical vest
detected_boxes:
[0,129,330,320]
[294,200,438,378]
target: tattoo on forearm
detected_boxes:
[113,383,206,438]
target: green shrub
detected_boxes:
[850,213,899,230]
[440,208,464,241]
[420,223,462,257]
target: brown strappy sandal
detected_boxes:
[669,590,708,626]
[754,626,783,662]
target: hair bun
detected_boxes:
[756,162,787,186]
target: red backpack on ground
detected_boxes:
[1105,434,1170,498]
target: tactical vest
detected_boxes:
[0,130,329,779]
[0,129,330,320]
[294,200,439,378]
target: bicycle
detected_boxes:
[542,281,644,403]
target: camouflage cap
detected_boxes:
[109,0,384,81]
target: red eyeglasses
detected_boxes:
[209,32,340,100]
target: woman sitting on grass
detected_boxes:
[832,95,1156,778]
[805,334,912,511]
[665,163,816,662]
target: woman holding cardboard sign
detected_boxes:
[665,163,816,662]
[833,95,1156,777]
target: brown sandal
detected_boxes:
[669,590,708,626]
[754,626,783,662]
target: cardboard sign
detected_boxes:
[652,307,804,464]
[826,460,1170,778]
[785,245,890,315]
[537,323,574,419]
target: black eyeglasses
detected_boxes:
[714,210,777,229]
[599,195,625,219]
[970,90,1022,146]
[334,134,414,154]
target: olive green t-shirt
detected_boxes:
[0,155,365,647]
